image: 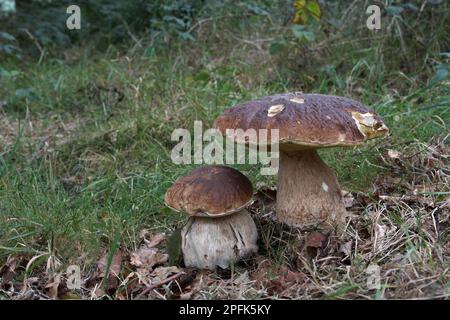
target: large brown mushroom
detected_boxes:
[164,165,258,270]
[214,92,389,229]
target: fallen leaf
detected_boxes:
[250,258,275,283]
[342,190,355,208]
[150,266,181,280]
[90,249,123,296]
[233,271,251,285]
[130,246,168,269]
[138,229,152,240]
[387,149,402,159]
[45,255,62,276]
[0,255,27,289]
[264,265,304,296]
[44,273,61,299]
[98,250,122,278]
[170,268,199,300]
[284,270,304,284]
[145,233,166,248]
[339,240,353,256]
[306,231,327,248]
[374,223,388,251]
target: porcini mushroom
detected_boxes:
[214,92,389,228]
[164,165,258,270]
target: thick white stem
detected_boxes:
[181,209,258,270]
[276,149,347,228]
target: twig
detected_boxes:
[20,28,45,64]
[187,17,215,33]
[229,34,275,50]
[136,271,185,299]
[119,17,142,48]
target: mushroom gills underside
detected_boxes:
[276,149,347,228]
[181,210,258,270]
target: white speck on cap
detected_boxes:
[268,104,285,117]
[290,97,305,104]
[322,182,329,192]
[338,133,346,141]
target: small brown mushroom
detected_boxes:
[214,93,389,229]
[164,165,258,270]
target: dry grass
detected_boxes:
[0,111,82,157]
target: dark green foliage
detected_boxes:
[0,0,279,58]
[1,0,205,57]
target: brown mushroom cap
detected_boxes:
[164,165,253,217]
[214,93,389,150]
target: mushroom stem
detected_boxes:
[181,209,258,270]
[276,149,347,228]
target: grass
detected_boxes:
[0,1,449,299]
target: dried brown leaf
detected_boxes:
[0,255,25,289]
[130,246,168,270]
[387,149,402,159]
[90,249,123,296]
[306,231,327,248]
[150,266,181,280]
[339,240,353,256]
[145,233,166,248]
[342,190,355,208]
[98,250,122,278]
[44,273,61,300]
